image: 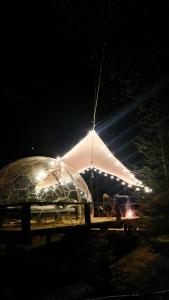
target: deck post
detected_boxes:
[21,203,31,237]
[84,203,91,225]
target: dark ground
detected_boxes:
[0,230,138,300]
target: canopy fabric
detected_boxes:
[62,130,141,186]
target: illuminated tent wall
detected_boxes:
[62,130,143,188]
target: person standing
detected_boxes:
[102,193,115,217]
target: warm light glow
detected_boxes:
[128,184,132,188]
[104,173,108,176]
[35,170,46,182]
[35,175,42,181]
[126,209,134,219]
[56,156,60,161]
[116,178,120,181]
[110,175,114,179]
[122,182,126,185]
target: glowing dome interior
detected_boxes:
[0,156,92,205]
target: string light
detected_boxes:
[80,167,152,193]
[135,187,140,191]
[144,186,152,193]
[60,130,153,194]
[138,180,143,185]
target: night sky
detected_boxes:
[1,1,169,175]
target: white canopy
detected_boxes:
[62,130,142,187]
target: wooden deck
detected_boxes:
[0,216,140,248]
[0,216,139,231]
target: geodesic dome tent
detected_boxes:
[0,156,92,227]
[0,156,92,204]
